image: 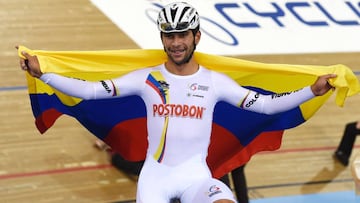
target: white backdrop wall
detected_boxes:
[91,0,360,55]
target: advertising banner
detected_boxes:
[91,0,360,55]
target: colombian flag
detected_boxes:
[18,46,360,178]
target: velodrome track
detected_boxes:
[1,0,360,202]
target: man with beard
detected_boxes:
[18,2,336,202]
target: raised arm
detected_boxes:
[260,73,337,114]
[17,48,147,100]
[214,72,336,115]
[18,48,110,99]
[39,73,111,100]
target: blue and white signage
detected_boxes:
[90,0,360,55]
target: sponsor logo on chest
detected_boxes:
[187,83,210,98]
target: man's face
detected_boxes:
[161,30,200,65]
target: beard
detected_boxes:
[164,41,196,65]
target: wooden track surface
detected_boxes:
[1,0,359,202]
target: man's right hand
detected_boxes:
[16,46,42,78]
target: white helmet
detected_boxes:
[157,2,200,33]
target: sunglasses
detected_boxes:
[160,22,191,33]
